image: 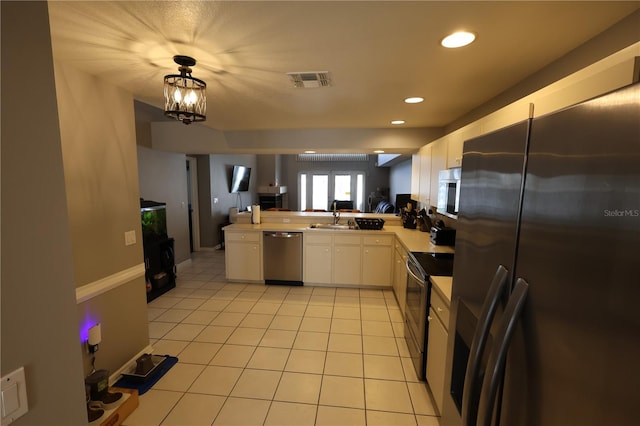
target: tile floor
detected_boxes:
[123,250,440,426]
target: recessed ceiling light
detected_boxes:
[304,150,316,154]
[374,150,385,154]
[404,97,424,104]
[441,31,476,48]
[391,120,405,125]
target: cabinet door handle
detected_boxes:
[427,315,432,322]
[436,307,443,313]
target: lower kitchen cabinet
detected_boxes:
[304,234,333,284]
[393,242,409,315]
[333,235,362,285]
[362,235,393,287]
[426,286,450,414]
[224,230,262,281]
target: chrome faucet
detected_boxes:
[333,202,340,224]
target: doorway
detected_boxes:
[186,157,200,252]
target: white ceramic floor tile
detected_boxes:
[278,303,307,316]
[188,365,243,396]
[212,397,271,426]
[361,308,390,321]
[316,405,366,426]
[407,381,437,415]
[331,318,362,335]
[247,346,291,371]
[177,342,221,364]
[239,313,274,328]
[313,287,336,296]
[226,327,265,346]
[366,409,418,426]
[151,339,189,357]
[319,375,365,409]
[121,389,181,426]
[416,414,441,426]
[147,307,167,321]
[182,310,219,325]
[148,322,175,339]
[284,293,311,304]
[364,354,406,380]
[293,331,329,351]
[154,362,205,392]
[172,297,205,310]
[360,289,384,299]
[401,357,422,383]
[162,323,206,341]
[210,344,255,368]
[299,316,332,332]
[309,295,334,305]
[360,297,388,308]
[324,352,364,377]
[160,393,225,426]
[264,401,317,426]
[194,325,235,343]
[362,320,395,337]
[223,300,256,313]
[198,299,230,312]
[363,335,399,356]
[230,368,282,399]
[148,296,182,309]
[333,296,360,307]
[327,333,362,353]
[251,301,282,315]
[269,314,302,331]
[332,306,361,319]
[393,321,406,337]
[304,305,333,318]
[285,349,326,374]
[260,329,298,348]
[210,311,246,326]
[364,378,414,413]
[274,372,322,404]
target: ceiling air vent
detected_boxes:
[287,71,331,88]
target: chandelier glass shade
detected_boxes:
[163,55,206,124]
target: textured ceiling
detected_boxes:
[48,1,639,132]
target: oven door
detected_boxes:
[404,257,429,380]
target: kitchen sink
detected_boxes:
[308,223,355,230]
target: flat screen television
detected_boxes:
[229,165,251,192]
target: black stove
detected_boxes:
[410,252,454,277]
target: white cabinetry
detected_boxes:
[418,145,432,207]
[362,235,393,287]
[333,234,362,285]
[304,233,333,284]
[446,134,463,169]
[393,241,409,315]
[411,153,421,201]
[426,286,450,414]
[430,139,448,209]
[225,230,262,281]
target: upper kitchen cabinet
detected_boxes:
[418,145,432,207]
[411,153,421,201]
[430,139,448,209]
[446,134,463,169]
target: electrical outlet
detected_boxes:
[124,230,136,246]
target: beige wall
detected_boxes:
[53,61,149,376]
[1,2,87,424]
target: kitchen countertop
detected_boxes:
[430,276,453,305]
[223,222,455,300]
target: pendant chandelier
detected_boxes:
[163,55,206,125]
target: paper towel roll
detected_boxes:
[251,205,261,224]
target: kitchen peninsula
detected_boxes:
[223,210,454,310]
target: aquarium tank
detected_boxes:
[140,199,167,241]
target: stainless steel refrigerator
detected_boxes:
[441,83,640,426]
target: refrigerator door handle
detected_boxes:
[462,265,510,426]
[476,278,529,426]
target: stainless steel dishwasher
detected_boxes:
[263,232,303,285]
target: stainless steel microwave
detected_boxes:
[437,168,461,217]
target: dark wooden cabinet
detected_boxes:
[144,237,176,302]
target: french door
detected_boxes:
[299,171,364,211]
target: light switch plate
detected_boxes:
[124,230,136,246]
[1,367,28,425]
